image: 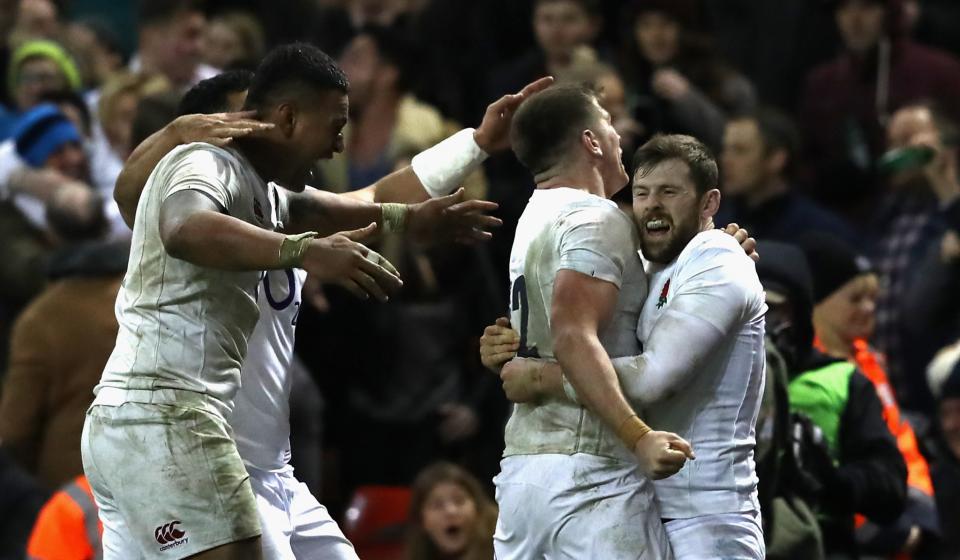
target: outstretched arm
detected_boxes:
[159,191,401,301]
[347,76,555,204]
[285,187,500,244]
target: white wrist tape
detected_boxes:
[411,128,489,199]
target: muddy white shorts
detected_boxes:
[248,466,358,559]
[81,388,261,559]
[664,510,764,560]
[493,453,673,560]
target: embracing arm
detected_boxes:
[115,112,275,228]
[608,309,729,405]
[116,126,183,227]
[552,247,756,405]
[551,270,694,476]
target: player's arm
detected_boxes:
[522,246,756,405]
[114,112,274,227]
[284,187,500,244]
[343,76,555,204]
[159,191,401,301]
[604,248,755,403]
[551,269,693,479]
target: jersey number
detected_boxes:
[510,275,539,358]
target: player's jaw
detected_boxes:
[638,205,699,264]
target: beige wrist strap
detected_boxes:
[278,231,318,268]
[381,203,408,233]
[617,414,652,449]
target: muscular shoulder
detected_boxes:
[675,230,764,310]
[160,142,245,176]
[678,229,747,264]
[556,198,636,247]
[156,143,255,212]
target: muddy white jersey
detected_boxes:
[98,143,278,418]
[503,187,647,461]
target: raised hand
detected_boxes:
[634,431,695,480]
[407,188,502,245]
[300,223,402,302]
[473,76,555,153]
[171,111,275,147]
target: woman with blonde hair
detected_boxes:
[406,462,497,560]
[203,11,266,70]
[97,71,170,159]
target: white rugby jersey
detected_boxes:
[503,187,647,461]
[229,185,306,472]
[98,143,278,418]
[613,229,767,518]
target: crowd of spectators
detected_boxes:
[2,0,960,558]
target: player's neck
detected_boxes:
[233,138,286,186]
[535,164,606,198]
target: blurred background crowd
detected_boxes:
[1,0,960,558]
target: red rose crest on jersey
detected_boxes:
[657,279,670,309]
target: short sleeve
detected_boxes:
[557,204,636,289]
[161,144,242,213]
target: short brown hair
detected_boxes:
[632,133,717,195]
[510,84,601,175]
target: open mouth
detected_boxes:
[444,524,463,539]
[644,218,671,238]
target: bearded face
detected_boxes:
[632,159,704,264]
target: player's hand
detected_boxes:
[300,223,402,302]
[171,111,275,147]
[480,317,519,373]
[407,188,502,245]
[499,357,545,402]
[723,223,759,262]
[634,431,695,480]
[473,76,554,153]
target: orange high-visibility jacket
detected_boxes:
[850,339,934,498]
[815,337,937,558]
[27,475,103,560]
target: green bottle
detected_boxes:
[876,146,935,174]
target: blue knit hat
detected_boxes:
[12,103,82,168]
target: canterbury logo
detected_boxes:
[155,521,186,544]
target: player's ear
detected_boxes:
[275,102,297,137]
[581,130,602,158]
[701,188,721,220]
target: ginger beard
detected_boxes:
[634,159,704,264]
